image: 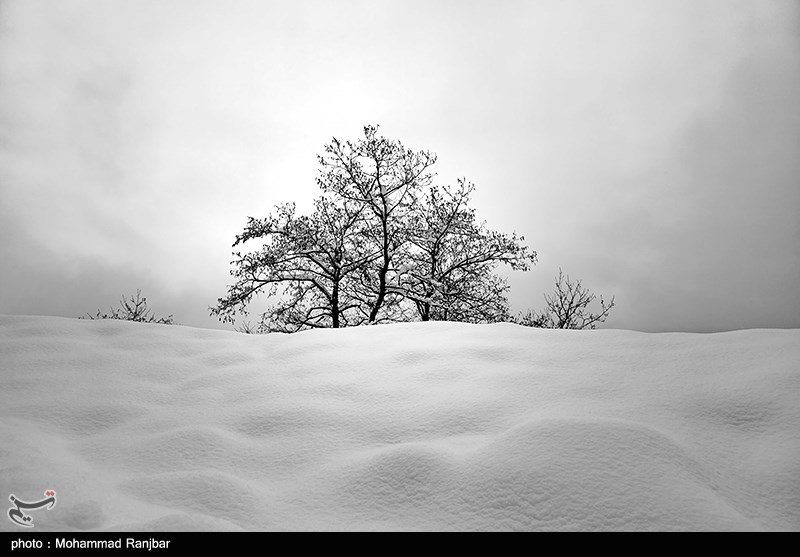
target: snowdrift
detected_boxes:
[1,315,798,531]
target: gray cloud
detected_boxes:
[582,29,800,332]
[0,0,797,332]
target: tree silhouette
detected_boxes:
[396,179,535,322]
[213,125,535,332]
[317,125,437,323]
[212,196,373,332]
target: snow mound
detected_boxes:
[1,315,798,531]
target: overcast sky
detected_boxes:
[1,0,798,333]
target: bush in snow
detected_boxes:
[82,289,175,325]
[518,269,615,329]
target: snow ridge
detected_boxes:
[1,315,798,531]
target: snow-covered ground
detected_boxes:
[0,315,798,531]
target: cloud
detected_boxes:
[584,23,800,332]
[0,0,797,332]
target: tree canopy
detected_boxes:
[212,125,536,332]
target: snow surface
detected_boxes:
[1,315,798,531]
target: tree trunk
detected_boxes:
[331,271,340,328]
[421,306,430,321]
[368,219,390,323]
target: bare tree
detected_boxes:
[212,196,375,332]
[214,125,537,332]
[519,269,615,329]
[82,289,175,324]
[396,179,535,322]
[317,125,437,323]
